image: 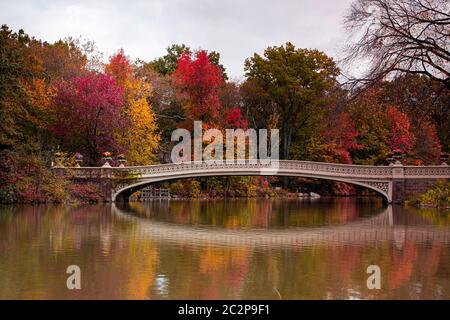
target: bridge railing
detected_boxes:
[52,159,449,180]
[403,166,450,177]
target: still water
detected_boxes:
[0,198,449,299]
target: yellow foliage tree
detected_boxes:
[120,78,159,165]
[106,49,160,165]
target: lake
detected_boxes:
[0,198,449,299]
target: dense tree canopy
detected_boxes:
[244,42,339,160]
[174,49,245,130]
[51,73,126,164]
[0,15,448,202]
[106,50,160,165]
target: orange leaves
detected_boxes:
[105,49,132,86]
[106,50,160,165]
[23,78,56,130]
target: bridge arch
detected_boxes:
[54,159,450,204]
[112,172,391,202]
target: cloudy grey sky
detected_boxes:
[0,0,355,79]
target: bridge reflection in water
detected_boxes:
[113,202,450,248]
[1,199,450,299]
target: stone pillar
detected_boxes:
[391,163,405,204]
[99,167,114,202]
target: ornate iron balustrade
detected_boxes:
[58,160,450,179]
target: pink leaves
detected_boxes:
[51,73,127,164]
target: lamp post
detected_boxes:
[117,154,127,168]
[102,152,113,167]
[440,152,449,166]
[54,151,64,167]
[386,152,395,166]
[392,149,403,165]
[74,153,83,167]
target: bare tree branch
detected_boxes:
[342,0,450,91]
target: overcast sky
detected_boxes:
[0,0,355,80]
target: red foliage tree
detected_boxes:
[50,73,127,164]
[105,49,132,85]
[386,106,415,154]
[325,112,364,164]
[174,50,247,129]
[414,121,441,164]
[175,50,223,124]
[225,107,248,129]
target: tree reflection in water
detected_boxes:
[0,199,449,299]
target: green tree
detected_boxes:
[148,44,188,76]
[0,25,66,203]
[0,25,41,151]
[244,42,339,160]
[240,79,278,130]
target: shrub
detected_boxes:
[44,174,70,203]
[408,180,450,208]
[69,183,105,203]
[0,186,17,203]
[188,179,201,198]
[0,153,71,204]
[169,181,185,195]
[246,183,257,197]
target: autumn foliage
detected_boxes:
[105,49,132,85]
[174,50,246,129]
[51,73,126,164]
[386,106,415,154]
[0,24,448,203]
[106,50,159,165]
[175,50,222,123]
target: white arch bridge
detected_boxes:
[53,160,450,203]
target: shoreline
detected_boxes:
[0,194,384,206]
